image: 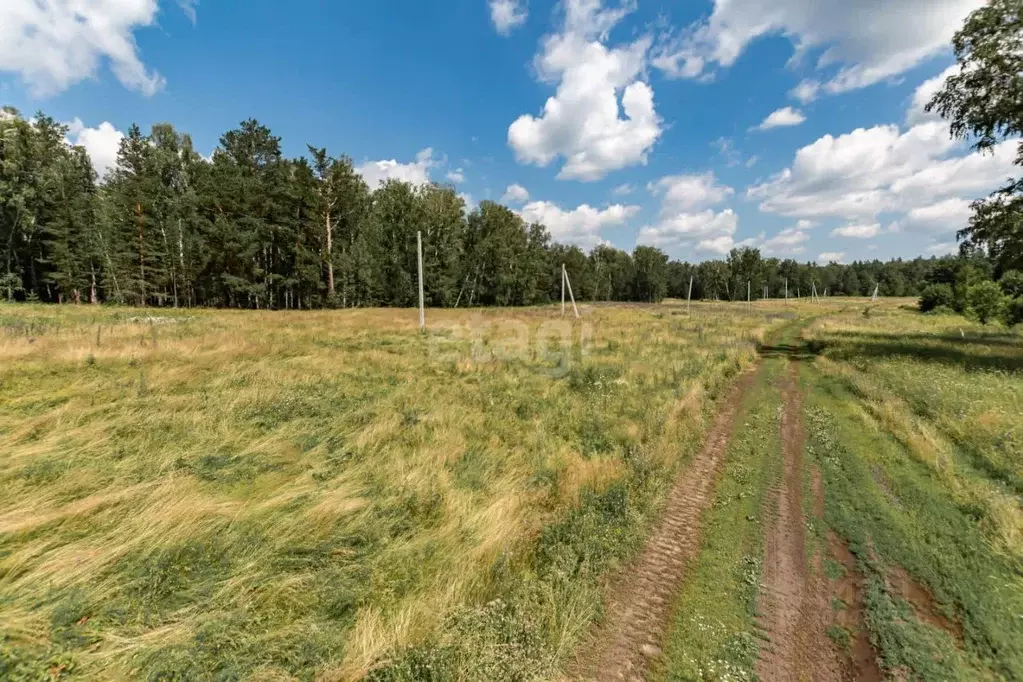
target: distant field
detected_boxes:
[0,300,798,680]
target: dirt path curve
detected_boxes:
[569,366,761,682]
[754,361,844,681]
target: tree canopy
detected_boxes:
[929,0,1023,272]
[0,106,1000,309]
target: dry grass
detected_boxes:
[0,300,809,680]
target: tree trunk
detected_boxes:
[137,202,146,306]
[326,211,335,297]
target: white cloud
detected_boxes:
[831,222,881,238]
[507,0,662,181]
[906,65,959,126]
[0,0,195,96]
[789,79,820,104]
[653,0,983,94]
[638,209,740,253]
[501,183,530,204]
[639,170,740,253]
[753,106,806,131]
[66,118,123,180]
[356,147,438,188]
[818,251,845,264]
[891,198,972,233]
[747,121,1015,220]
[761,224,811,256]
[446,168,466,184]
[489,0,528,35]
[927,241,959,255]
[459,192,478,211]
[648,172,734,212]
[519,200,639,248]
[612,183,634,196]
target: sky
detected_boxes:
[0,0,1012,265]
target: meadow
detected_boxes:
[0,301,791,680]
[3,298,1021,682]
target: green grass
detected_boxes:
[654,357,786,682]
[0,301,802,680]
[802,306,1023,681]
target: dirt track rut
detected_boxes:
[571,367,760,682]
[754,361,844,681]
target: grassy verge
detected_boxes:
[803,362,1023,680]
[653,356,786,682]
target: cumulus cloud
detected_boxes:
[890,198,973,233]
[66,118,124,180]
[818,251,845,264]
[638,209,740,254]
[653,0,983,94]
[789,80,820,104]
[647,172,735,212]
[612,183,634,196]
[761,223,812,256]
[752,107,806,131]
[446,168,466,184]
[356,148,437,188]
[906,65,959,126]
[489,0,528,35]
[501,183,530,204]
[0,0,198,96]
[638,171,741,254]
[831,222,881,238]
[747,120,1014,222]
[519,200,639,248]
[507,0,662,181]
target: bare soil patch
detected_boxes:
[756,363,845,681]
[888,565,964,644]
[827,534,883,682]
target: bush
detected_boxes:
[1003,296,1023,327]
[918,284,953,313]
[967,281,1007,325]
[999,270,1023,298]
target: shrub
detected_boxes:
[918,284,953,313]
[999,270,1023,298]
[967,281,1007,325]
[1003,296,1023,327]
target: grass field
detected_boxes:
[3,299,1021,681]
[0,301,797,680]
[654,302,1023,682]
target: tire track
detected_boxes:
[755,361,843,681]
[570,366,761,682]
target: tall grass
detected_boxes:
[0,301,795,680]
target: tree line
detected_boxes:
[0,106,1009,310]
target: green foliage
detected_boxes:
[1,106,1002,309]
[966,280,1006,324]
[1002,295,1023,326]
[998,269,1023,297]
[928,0,1023,271]
[919,283,954,312]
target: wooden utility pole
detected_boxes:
[785,278,788,304]
[686,275,693,315]
[417,231,425,330]
[563,264,579,318]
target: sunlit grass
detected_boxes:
[0,300,810,680]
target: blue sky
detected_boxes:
[1,0,1012,264]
